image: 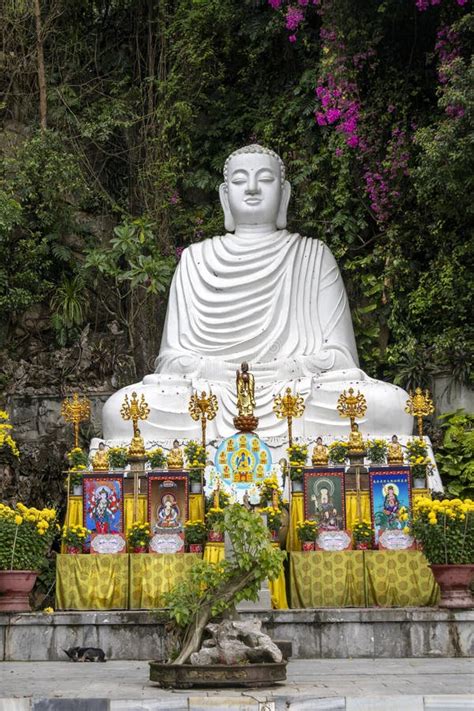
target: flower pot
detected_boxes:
[302,541,315,552]
[66,545,81,554]
[190,481,203,494]
[355,542,371,550]
[72,484,83,496]
[291,480,303,493]
[188,543,203,554]
[0,570,38,612]
[413,477,426,489]
[270,529,280,542]
[132,546,147,554]
[207,531,224,543]
[430,564,474,608]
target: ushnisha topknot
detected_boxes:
[223,144,285,189]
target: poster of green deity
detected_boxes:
[303,469,346,531]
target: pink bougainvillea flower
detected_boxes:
[286,6,304,31]
[268,0,283,8]
[315,112,327,126]
[346,135,359,148]
[289,34,297,43]
[326,108,341,123]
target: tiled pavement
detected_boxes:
[0,658,473,710]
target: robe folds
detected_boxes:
[102,230,413,441]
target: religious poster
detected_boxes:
[147,474,188,554]
[369,468,412,546]
[210,433,273,504]
[83,474,124,535]
[304,469,346,531]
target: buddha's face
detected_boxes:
[225,153,282,227]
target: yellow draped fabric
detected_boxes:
[203,542,225,564]
[290,550,439,608]
[364,550,439,607]
[129,553,200,609]
[345,491,371,529]
[290,551,365,607]
[269,542,288,609]
[189,493,204,522]
[56,553,129,610]
[287,492,304,551]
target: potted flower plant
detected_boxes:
[108,447,128,470]
[0,502,57,611]
[352,520,374,550]
[61,524,90,554]
[412,496,474,607]
[184,520,207,553]
[205,507,225,542]
[287,444,308,492]
[257,506,282,541]
[147,448,166,470]
[296,519,318,551]
[328,441,349,465]
[184,441,207,493]
[366,439,388,466]
[406,439,431,488]
[258,477,283,508]
[127,521,151,553]
[67,447,89,495]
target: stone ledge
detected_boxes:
[1,608,473,661]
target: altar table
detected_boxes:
[290,550,440,608]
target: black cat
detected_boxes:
[63,646,107,662]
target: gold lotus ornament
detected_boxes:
[405,387,434,439]
[120,392,150,457]
[61,393,91,449]
[188,390,218,449]
[336,387,367,431]
[273,387,305,446]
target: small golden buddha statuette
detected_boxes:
[348,423,365,454]
[387,434,404,465]
[91,442,109,471]
[311,436,329,466]
[167,439,184,469]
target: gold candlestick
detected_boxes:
[61,393,91,450]
[273,387,305,447]
[405,387,434,439]
[120,392,150,457]
[188,390,218,450]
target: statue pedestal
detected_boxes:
[345,451,368,491]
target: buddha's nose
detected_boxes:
[245,174,260,194]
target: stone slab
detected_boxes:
[1,609,473,661]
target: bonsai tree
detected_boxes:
[164,504,286,664]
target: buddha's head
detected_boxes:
[220,144,291,233]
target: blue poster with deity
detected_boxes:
[210,433,273,504]
[369,468,411,544]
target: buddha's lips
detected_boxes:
[244,198,262,205]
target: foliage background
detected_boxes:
[1,1,472,484]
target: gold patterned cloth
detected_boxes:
[189,493,204,522]
[203,542,225,564]
[291,551,365,607]
[129,553,200,609]
[290,550,439,608]
[364,550,439,607]
[56,554,129,610]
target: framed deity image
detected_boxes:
[83,474,124,535]
[369,467,412,545]
[303,468,346,531]
[147,474,189,554]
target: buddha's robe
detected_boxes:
[102,230,412,441]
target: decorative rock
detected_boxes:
[190,619,283,666]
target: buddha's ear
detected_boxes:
[219,183,235,232]
[276,180,291,230]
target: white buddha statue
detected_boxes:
[101,144,413,444]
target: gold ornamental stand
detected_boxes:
[405,387,434,440]
[121,392,150,522]
[337,387,368,522]
[189,389,219,508]
[61,393,91,527]
[273,387,305,546]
